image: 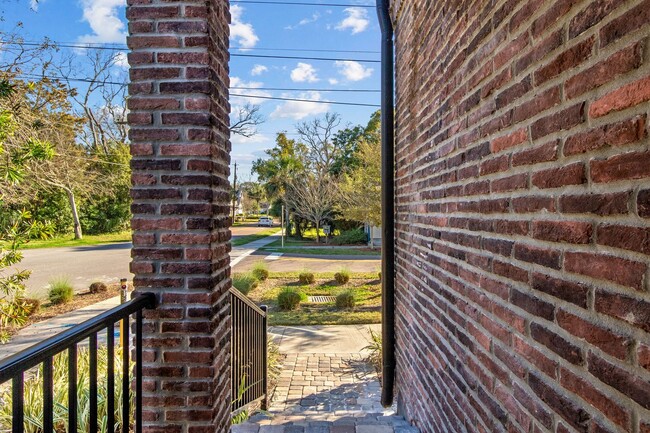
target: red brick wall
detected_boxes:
[127,0,232,431]
[390,1,650,432]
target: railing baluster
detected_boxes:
[107,324,115,433]
[89,333,98,433]
[262,305,268,410]
[0,294,155,433]
[136,310,143,433]
[12,373,23,433]
[122,317,130,433]
[43,357,53,433]
[68,345,77,433]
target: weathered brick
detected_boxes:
[532,220,592,244]
[564,252,646,290]
[595,290,650,332]
[589,75,650,118]
[564,114,646,155]
[591,150,650,182]
[534,36,594,85]
[532,163,585,189]
[599,0,650,46]
[588,352,650,409]
[556,310,630,359]
[596,224,650,254]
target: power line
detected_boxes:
[12,73,379,107]
[230,93,379,107]
[16,72,378,94]
[230,1,374,7]
[1,41,379,63]
[232,86,379,92]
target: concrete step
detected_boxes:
[231,414,420,433]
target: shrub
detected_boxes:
[89,281,108,294]
[335,290,355,309]
[332,228,367,245]
[298,272,315,284]
[277,288,302,311]
[21,298,41,316]
[251,261,269,281]
[334,268,351,284]
[48,277,74,305]
[363,328,382,374]
[232,273,259,295]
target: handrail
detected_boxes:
[229,287,266,316]
[0,292,156,384]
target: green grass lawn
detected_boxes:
[262,246,380,256]
[17,231,132,249]
[246,275,382,326]
[231,228,280,246]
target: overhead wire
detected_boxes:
[230,1,373,7]
[1,41,379,63]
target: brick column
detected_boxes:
[126,0,232,431]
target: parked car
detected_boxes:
[257,217,274,227]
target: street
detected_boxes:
[18,223,380,298]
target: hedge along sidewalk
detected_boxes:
[0,296,121,361]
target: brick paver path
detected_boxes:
[231,352,420,432]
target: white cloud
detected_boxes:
[113,51,129,69]
[77,0,127,44]
[328,78,339,85]
[250,64,268,76]
[229,77,272,105]
[230,5,259,49]
[285,12,321,30]
[290,63,319,83]
[270,91,329,120]
[335,61,373,81]
[231,134,272,146]
[336,8,369,34]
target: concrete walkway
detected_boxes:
[231,231,282,267]
[0,296,121,360]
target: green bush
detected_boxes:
[332,228,367,245]
[336,290,355,309]
[48,277,74,305]
[363,328,382,373]
[278,288,302,311]
[251,261,269,281]
[298,272,315,284]
[334,268,351,284]
[0,346,133,433]
[232,273,259,295]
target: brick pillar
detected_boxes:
[126,0,232,431]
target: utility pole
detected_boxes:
[232,161,237,223]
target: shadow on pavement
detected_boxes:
[71,242,132,252]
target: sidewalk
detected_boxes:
[231,231,282,267]
[0,296,121,360]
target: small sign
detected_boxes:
[323,225,331,235]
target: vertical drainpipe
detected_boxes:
[376,0,395,408]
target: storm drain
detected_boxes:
[308,296,336,303]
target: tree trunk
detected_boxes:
[316,220,321,243]
[65,188,83,239]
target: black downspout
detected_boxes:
[376,0,395,408]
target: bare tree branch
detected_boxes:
[230,103,264,137]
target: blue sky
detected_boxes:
[2,0,380,179]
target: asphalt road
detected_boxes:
[17,223,379,299]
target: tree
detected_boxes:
[296,112,343,175]
[286,173,338,243]
[230,103,264,137]
[252,132,306,200]
[337,138,381,227]
[0,78,54,342]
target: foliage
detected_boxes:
[334,268,351,284]
[286,173,337,242]
[231,375,251,425]
[267,339,283,383]
[48,276,74,305]
[252,133,306,202]
[277,288,302,311]
[251,261,269,281]
[331,228,367,245]
[330,110,380,176]
[0,346,133,433]
[232,273,259,295]
[363,328,382,374]
[336,138,381,227]
[298,272,315,285]
[335,290,355,309]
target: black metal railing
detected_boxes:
[0,292,156,433]
[230,288,268,413]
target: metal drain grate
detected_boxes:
[308,296,336,303]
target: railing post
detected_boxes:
[261,305,268,411]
